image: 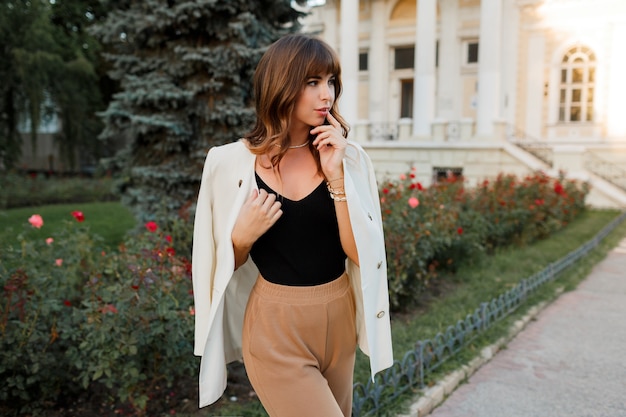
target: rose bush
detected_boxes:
[380,170,589,310]
[1,213,195,415]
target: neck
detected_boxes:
[288,124,311,147]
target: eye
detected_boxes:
[307,79,319,86]
[329,77,336,86]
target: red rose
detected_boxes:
[145,221,158,232]
[71,211,85,222]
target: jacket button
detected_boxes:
[238,179,243,187]
[368,213,373,221]
[377,261,382,269]
[376,311,385,319]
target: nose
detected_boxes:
[320,83,332,103]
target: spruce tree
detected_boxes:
[91,0,305,223]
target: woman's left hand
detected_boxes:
[311,112,347,179]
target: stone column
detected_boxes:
[323,0,339,49]
[476,0,502,137]
[437,0,460,122]
[368,0,388,141]
[501,0,520,126]
[525,33,545,140]
[340,0,359,127]
[412,0,437,138]
[606,22,626,139]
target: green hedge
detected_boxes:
[0,173,118,209]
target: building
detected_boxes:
[300,0,626,208]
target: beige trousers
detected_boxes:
[242,273,357,417]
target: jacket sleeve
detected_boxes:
[192,147,217,356]
[344,143,393,377]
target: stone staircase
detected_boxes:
[505,126,626,209]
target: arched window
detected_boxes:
[559,45,596,122]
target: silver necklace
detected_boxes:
[288,141,309,149]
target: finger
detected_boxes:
[261,192,277,210]
[253,189,268,206]
[268,200,282,217]
[270,208,283,223]
[248,188,259,202]
[314,131,334,147]
[316,135,339,149]
[325,111,341,129]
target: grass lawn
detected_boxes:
[0,201,136,250]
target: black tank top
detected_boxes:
[249,173,346,286]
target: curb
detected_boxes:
[397,289,564,417]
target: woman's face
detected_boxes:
[292,73,336,130]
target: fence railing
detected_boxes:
[369,122,398,141]
[505,125,554,167]
[585,152,626,192]
[351,211,626,417]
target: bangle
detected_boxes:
[329,193,347,202]
[327,176,343,183]
[326,182,345,195]
[327,181,347,202]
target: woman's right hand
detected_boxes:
[231,189,282,269]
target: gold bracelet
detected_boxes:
[327,176,344,183]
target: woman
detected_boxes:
[192,34,393,416]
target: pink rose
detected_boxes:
[28,214,44,229]
[55,259,63,266]
[46,237,54,245]
[99,304,118,314]
[408,197,419,208]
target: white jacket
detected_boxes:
[192,139,393,407]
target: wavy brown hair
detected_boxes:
[244,34,349,170]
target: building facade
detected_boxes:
[300,0,626,207]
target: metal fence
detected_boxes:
[505,125,554,167]
[352,211,626,417]
[585,152,626,192]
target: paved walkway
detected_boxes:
[424,237,626,417]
